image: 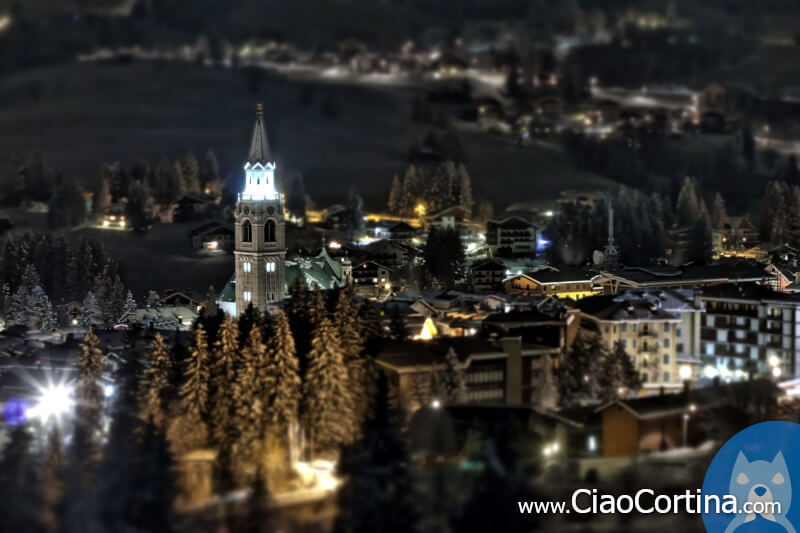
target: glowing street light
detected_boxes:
[30,384,74,421]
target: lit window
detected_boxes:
[243,262,252,273]
[243,291,252,302]
[266,262,276,272]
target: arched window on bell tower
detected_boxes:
[265,219,276,242]
[242,220,252,243]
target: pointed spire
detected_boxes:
[247,103,272,165]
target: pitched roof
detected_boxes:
[576,293,681,321]
[389,221,416,233]
[247,104,272,165]
[487,216,538,230]
[511,266,596,285]
[472,259,506,271]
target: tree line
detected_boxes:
[388,129,474,216]
[0,233,124,325]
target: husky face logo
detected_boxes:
[725,451,795,533]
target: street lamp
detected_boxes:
[29,384,74,421]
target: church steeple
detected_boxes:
[241,103,279,202]
[247,103,272,165]
[234,104,286,315]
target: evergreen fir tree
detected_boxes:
[21,263,41,291]
[66,326,105,514]
[146,290,161,309]
[689,211,713,265]
[80,290,102,326]
[210,315,239,441]
[140,333,173,430]
[357,301,384,356]
[171,324,211,452]
[423,227,466,289]
[457,163,474,214]
[233,324,268,466]
[308,284,328,329]
[676,176,701,227]
[334,286,369,430]
[388,174,404,214]
[77,327,105,443]
[180,151,200,193]
[0,425,40,532]
[26,284,51,329]
[40,427,65,533]
[264,310,301,433]
[597,342,642,402]
[201,149,220,187]
[123,290,137,315]
[209,315,240,490]
[333,373,419,533]
[442,348,467,402]
[710,192,728,230]
[555,333,604,406]
[98,356,176,533]
[42,299,57,331]
[304,316,355,454]
[8,285,27,326]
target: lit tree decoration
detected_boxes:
[334,286,369,433]
[210,315,239,448]
[304,316,355,454]
[264,310,301,433]
[170,324,210,452]
[234,323,267,463]
[140,333,172,430]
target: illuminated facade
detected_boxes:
[232,104,286,315]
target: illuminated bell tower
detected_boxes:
[234,104,286,315]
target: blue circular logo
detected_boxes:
[703,421,800,533]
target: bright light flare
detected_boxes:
[30,384,74,421]
[418,317,437,341]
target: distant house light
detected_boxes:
[419,317,437,341]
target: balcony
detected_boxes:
[639,342,659,353]
[639,329,658,337]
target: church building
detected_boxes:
[218,104,287,316]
